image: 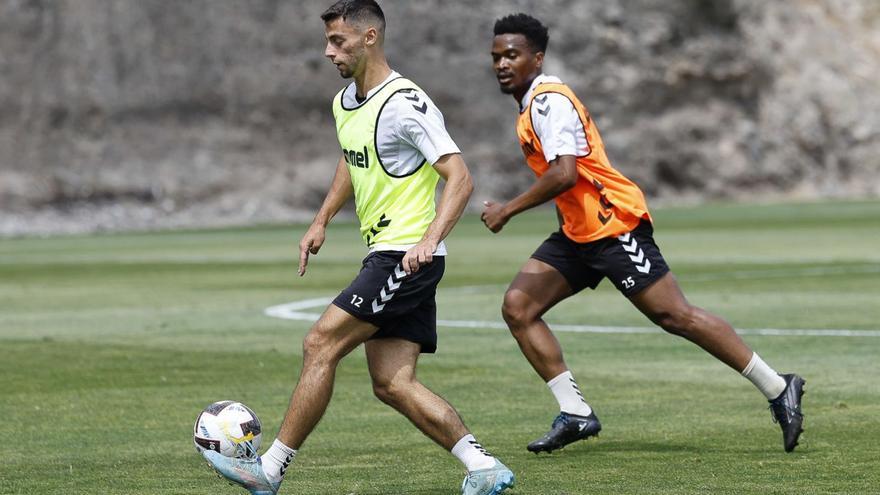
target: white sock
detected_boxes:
[741,353,787,399]
[451,434,496,472]
[547,371,593,416]
[261,439,297,484]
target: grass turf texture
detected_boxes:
[1,201,879,495]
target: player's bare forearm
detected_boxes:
[312,157,354,227]
[504,155,577,218]
[299,157,353,276]
[482,155,577,233]
[401,153,472,274]
[423,153,473,244]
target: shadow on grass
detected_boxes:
[522,437,781,458]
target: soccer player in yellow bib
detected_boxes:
[202,2,514,495]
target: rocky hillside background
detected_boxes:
[2,0,879,235]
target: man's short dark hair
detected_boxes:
[321,0,386,32]
[494,13,549,53]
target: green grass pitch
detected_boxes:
[1,201,879,494]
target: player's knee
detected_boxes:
[371,382,394,405]
[502,291,535,329]
[301,330,336,365]
[656,305,699,337]
[301,332,321,361]
[371,377,408,406]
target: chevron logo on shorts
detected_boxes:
[372,264,407,313]
[618,232,651,274]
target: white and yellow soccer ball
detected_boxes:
[193,400,262,459]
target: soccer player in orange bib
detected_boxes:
[482,13,805,454]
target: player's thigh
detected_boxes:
[505,258,576,318]
[627,272,690,324]
[365,338,420,386]
[303,303,378,359]
[596,220,670,296]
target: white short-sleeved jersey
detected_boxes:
[341,71,461,175]
[518,74,589,163]
[339,72,460,254]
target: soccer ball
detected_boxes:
[193,400,262,459]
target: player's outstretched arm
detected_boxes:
[481,154,577,233]
[299,156,353,276]
[401,153,473,274]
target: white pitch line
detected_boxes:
[438,264,880,291]
[679,264,880,282]
[263,296,880,338]
[264,297,330,323]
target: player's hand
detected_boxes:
[402,238,438,275]
[298,223,326,277]
[481,200,509,233]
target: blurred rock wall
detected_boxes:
[1,0,878,235]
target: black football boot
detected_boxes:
[527,411,602,453]
[768,374,806,452]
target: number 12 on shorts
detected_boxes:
[351,294,364,307]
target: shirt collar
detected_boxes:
[353,71,400,98]
[518,73,562,113]
[345,71,401,106]
[365,70,400,99]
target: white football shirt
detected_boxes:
[340,71,460,254]
[518,74,590,163]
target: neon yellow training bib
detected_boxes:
[332,77,440,248]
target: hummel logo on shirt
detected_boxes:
[412,101,428,114]
[403,90,428,114]
[343,145,371,169]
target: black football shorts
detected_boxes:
[333,251,444,353]
[530,220,670,297]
